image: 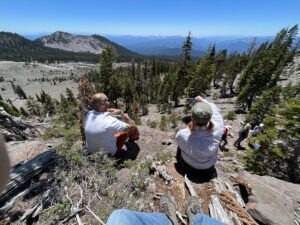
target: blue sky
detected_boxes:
[1,0,299,37]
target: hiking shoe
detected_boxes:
[160,194,178,225]
[186,196,202,223]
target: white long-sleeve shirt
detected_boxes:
[175,100,224,169]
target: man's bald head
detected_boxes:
[91,93,109,112]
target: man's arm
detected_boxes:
[108,108,135,125]
[108,108,139,138]
[195,96,224,132]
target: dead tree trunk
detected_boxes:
[0,150,56,207]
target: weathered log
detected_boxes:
[224,181,246,208]
[0,182,40,212]
[0,107,39,141]
[209,195,232,225]
[0,149,56,208]
[20,188,54,221]
[184,175,198,197]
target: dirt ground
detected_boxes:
[132,94,248,222]
[0,61,97,108]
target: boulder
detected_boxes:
[6,141,48,166]
[239,171,300,225]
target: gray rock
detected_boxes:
[6,141,48,166]
[239,171,300,225]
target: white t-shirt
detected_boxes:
[84,111,127,155]
[175,100,224,169]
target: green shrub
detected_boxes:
[0,100,20,117]
[147,119,157,128]
[224,111,236,120]
[156,151,172,163]
[141,104,149,115]
[159,115,168,131]
[223,151,235,157]
[43,128,65,140]
[160,103,168,113]
[130,159,152,193]
[169,113,178,129]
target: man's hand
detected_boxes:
[107,108,121,115]
[195,96,205,102]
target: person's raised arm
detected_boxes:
[195,96,224,132]
[108,108,135,125]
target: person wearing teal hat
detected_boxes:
[175,96,224,181]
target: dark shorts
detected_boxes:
[176,147,217,182]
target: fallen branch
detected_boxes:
[0,150,57,207]
[62,183,85,225]
[20,188,54,221]
[184,175,198,197]
[76,214,84,225]
[85,205,105,225]
[176,211,187,225]
[59,208,84,224]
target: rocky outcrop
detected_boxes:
[0,107,38,142]
[6,141,48,166]
[37,31,138,57]
[38,31,106,54]
[239,171,300,225]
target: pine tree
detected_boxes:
[188,45,215,96]
[99,47,115,94]
[245,81,300,183]
[26,96,41,116]
[66,88,77,106]
[108,73,122,107]
[213,49,227,88]
[237,25,298,109]
[173,33,193,106]
[246,86,282,124]
[77,75,95,144]
[123,74,135,112]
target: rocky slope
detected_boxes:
[0,32,99,62]
[37,31,140,58]
[1,95,299,225]
[0,56,299,224]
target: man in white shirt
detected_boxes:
[175,96,224,181]
[85,93,139,157]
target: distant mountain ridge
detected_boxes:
[106,35,276,56]
[0,32,140,62]
[24,33,278,57]
[37,31,139,57]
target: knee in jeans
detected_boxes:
[110,209,130,220]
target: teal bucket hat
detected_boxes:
[191,102,213,124]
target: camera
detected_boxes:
[186,98,197,106]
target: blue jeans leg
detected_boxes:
[192,213,227,225]
[106,209,172,225]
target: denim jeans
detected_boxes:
[106,209,227,225]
